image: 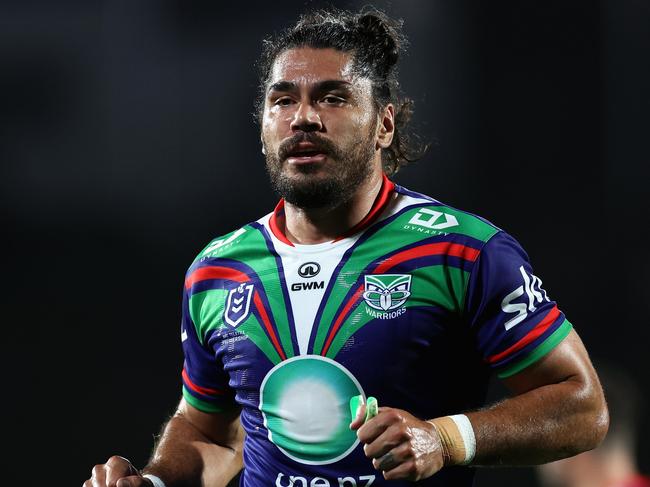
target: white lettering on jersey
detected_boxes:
[407,208,459,230]
[501,266,550,330]
[275,473,376,487]
[181,328,188,342]
[203,227,246,256]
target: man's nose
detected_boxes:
[290,101,323,132]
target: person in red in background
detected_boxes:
[537,361,650,487]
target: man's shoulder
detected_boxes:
[391,184,502,244]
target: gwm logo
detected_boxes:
[292,262,324,291]
[298,262,320,278]
[363,274,411,319]
[291,281,324,292]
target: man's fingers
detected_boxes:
[90,464,106,485]
[116,476,152,487]
[349,402,367,430]
[364,422,407,459]
[350,395,379,430]
[373,450,399,471]
[355,408,445,481]
[381,459,418,481]
[376,443,421,480]
[357,408,401,444]
[85,456,143,487]
[104,456,139,486]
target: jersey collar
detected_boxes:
[269,173,395,247]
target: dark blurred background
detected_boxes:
[3,1,649,485]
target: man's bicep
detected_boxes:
[501,329,601,396]
[177,397,244,449]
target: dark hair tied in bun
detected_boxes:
[256,6,428,175]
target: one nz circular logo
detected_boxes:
[259,356,363,465]
[363,274,412,319]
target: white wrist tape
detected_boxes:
[448,414,476,465]
[143,474,167,487]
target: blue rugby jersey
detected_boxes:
[180,175,571,486]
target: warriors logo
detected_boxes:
[363,274,412,311]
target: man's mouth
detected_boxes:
[285,143,328,165]
[287,152,327,164]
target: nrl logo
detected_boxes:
[224,283,254,327]
[363,274,412,311]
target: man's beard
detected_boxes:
[264,130,376,210]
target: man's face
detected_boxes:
[261,47,380,209]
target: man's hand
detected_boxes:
[351,406,445,481]
[83,455,152,487]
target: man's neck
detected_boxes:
[283,169,384,245]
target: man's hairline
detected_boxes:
[267,44,391,89]
[256,45,389,124]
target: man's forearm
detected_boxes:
[144,412,244,487]
[466,374,608,466]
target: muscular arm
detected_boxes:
[143,398,245,487]
[468,329,609,465]
[354,329,609,480]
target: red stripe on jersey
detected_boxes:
[185,266,249,290]
[269,200,294,247]
[334,174,395,242]
[321,284,365,357]
[487,305,561,364]
[253,291,287,361]
[374,242,480,274]
[182,368,225,396]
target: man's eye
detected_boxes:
[274,97,294,106]
[321,95,345,104]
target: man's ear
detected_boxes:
[376,103,395,150]
[261,136,266,155]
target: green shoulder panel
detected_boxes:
[185,224,255,347]
[186,220,296,363]
[397,203,500,243]
[193,225,254,263]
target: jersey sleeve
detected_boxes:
[180,286,237,412]
[465,231,573,378]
